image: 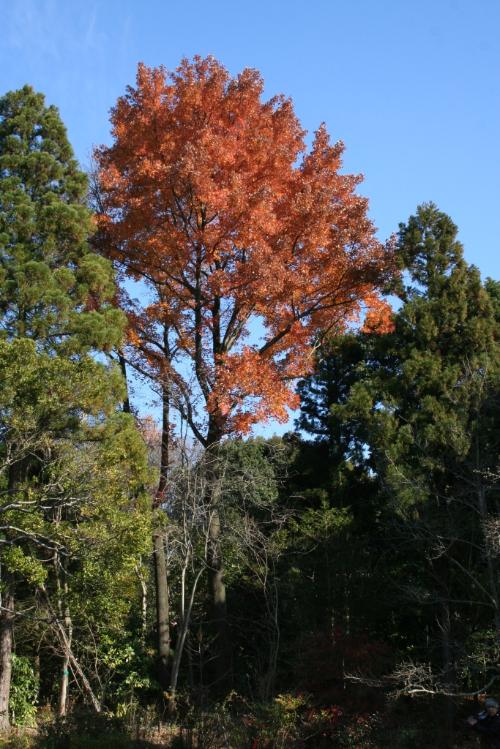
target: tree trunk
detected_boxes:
[58,656,70,717]
[56,622,100,712]
[153,368,172,688]
[136,564,148,643]
[0,589,14,731]
[53,513,72,717]
[118,350,131,414]
[169,567,204,695]
[153,530,170,687]
[0,462,19,731]
[205,428,232,691]
[41,585,101,712]
[207,513,231,688]
[261,574,279,701]
[57,590,72,717]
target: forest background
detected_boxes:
[0,2,499,748]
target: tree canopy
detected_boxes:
[96,56,394,442]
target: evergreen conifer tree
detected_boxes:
[297,204,499,709]
[0,86,123,351]
[0,86,129,726]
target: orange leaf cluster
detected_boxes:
[360,293,395,335]
[207,347,300,434]
[96,56,394,440]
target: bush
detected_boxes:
[9,656,39,728]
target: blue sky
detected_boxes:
[2,0,499,434]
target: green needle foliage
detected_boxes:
[340,203,499,511]
[0,85,124,352]
[297,203,499,702]
[0,87,152,727]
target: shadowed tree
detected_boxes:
[326,204,499,742]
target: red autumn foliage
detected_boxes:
[96,56,394,442]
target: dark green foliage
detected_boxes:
[295,203,499,710]
[0,87,152,730]
[0,86,124,352]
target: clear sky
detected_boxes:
[2,0,499,434]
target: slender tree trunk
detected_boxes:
[58,646,71,717]
[205,426,232,691]
[118,350,131,414]
[154,529,170,687]
[57,634,100,713]
[0,589,14,731]
[169,567,204,695]
[57,587,72,717]
[186,631,194,691]
[1,465,22,731]
[136,564,148,643]
[53,528,73,718]
[56,623,100,712]
[154,361,172,688]
[262,574,280,700]
[41,586,101,713]
[207,512,230,688]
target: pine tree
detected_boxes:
[290,336,387,683]
[335,204,499,700]
[296,204,499,715]
[0,86,123,352]
[0,86,129,726]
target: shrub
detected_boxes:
[9,656,39,728]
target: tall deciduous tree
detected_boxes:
[95,56,394,688]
